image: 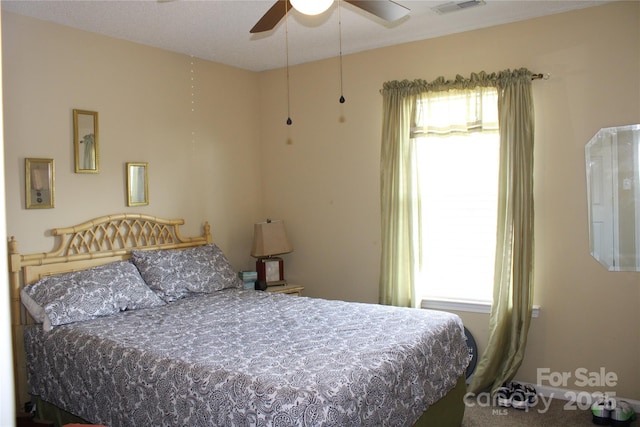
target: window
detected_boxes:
[380,71,536,387]
[412,88,499,304]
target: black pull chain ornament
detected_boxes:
[338,0,345,105]
[285,1,293,126]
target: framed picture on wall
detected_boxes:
[73,109,99,174]
[126,162,148,206]
[25,158,54,209]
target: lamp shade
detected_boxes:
[251,220,293,258]
[290,0,333,15]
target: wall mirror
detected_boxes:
[585,124,640,271]
[73,109,99,173]
[126,162,148,206]
[25,158,54,209]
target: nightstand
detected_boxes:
[16,413,53,427]
[266,284,304,296]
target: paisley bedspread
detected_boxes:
[24,289,468,427]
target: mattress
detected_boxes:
[24,289,468,426]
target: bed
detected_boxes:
[9,213,469,426]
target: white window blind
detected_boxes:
[413,87,500,303]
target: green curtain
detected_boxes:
[379,82,420,307]
[379,69,535,392]
[468,69,535,394]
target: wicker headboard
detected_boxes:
[8,213,212,410]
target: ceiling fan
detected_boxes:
[250,0,410,33]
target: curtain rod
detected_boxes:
[532,73,550,81]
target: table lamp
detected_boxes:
[251,219,293,289]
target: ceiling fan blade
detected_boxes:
[344,0,410,22]
[250,0,292,33]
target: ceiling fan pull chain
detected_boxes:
[338,0,346,104]
[285,0,293,125]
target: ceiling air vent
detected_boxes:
[432,0,486,15]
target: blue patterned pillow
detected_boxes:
[21,261,165,331]
[130,244,243,302]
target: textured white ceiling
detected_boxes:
[1,0,613,72]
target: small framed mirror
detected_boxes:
[25,158,54,209]
[126,162,148,206]
[73,109,99,173]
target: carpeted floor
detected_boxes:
[462,397,598,426]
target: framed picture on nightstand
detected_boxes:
[256,257,286,286]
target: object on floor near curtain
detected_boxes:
[379,68,535,394]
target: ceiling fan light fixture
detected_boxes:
[290,0,333,16]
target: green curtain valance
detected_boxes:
[381,68,533,96]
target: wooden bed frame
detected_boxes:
[8,213,465,426]
[8,213,211,410]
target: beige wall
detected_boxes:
[2,0,639,403]
[2,12,263,268]
[259,2,640,400]
[0,10,15,425]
